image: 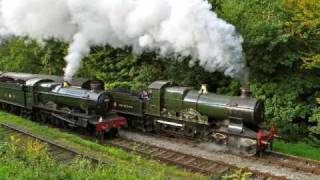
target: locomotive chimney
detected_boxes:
[240,86,251,98]
[199,84,208,94]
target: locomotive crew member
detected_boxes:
[140,90,150,100]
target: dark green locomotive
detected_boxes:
[0,72,127,136]
[0,72,275,155]
[110,81,275,155]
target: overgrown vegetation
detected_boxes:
[0,112,209,179]
[0,137,202,180]
[0,0,319,144]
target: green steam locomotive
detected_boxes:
[0,72,127,136]
[110,81,276,155]
[0,72,276,155]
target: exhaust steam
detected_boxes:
[0,0,248,81]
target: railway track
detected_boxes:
[104,138,286,179]
[160,131,320,176]
[253,151,320,176]
[0,122,282,179]
[117,130,320,179]
[1,121,317,179]
[0,122,108,165]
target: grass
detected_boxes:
[0,111,210,180]
[0,137,189,180]
[273,140,320,161]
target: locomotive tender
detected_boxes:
[0,72,127,136]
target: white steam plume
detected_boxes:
[0,2,11,43]
[0,0,246,81]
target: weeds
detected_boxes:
[222,169,253,180]
[0,112,209,179]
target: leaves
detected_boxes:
[250,73,320,140]
[283,0,320,70]
[0,38,66,75]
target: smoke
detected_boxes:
[0,3,11,43]
[0,0,247,81]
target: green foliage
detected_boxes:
[81,47,234,91]
[283,0,320,70]
[250,74,319,140]
[0,140,8,155]
[38,39,67,75]
[0,38,43,73]
[160,58,236,93]
[0,37,66,75]
[309,108,320,135]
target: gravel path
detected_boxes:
[119,130,320,180]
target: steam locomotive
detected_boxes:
[110,81,276,155]
[0,72,276,155]
[0,72,127,137]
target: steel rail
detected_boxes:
[136,130,320,177]
[251,151,320,175]
[104,138,286,180]
[2,120,317,179]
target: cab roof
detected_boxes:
[148,81,173,89]
[0,72,89,87]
